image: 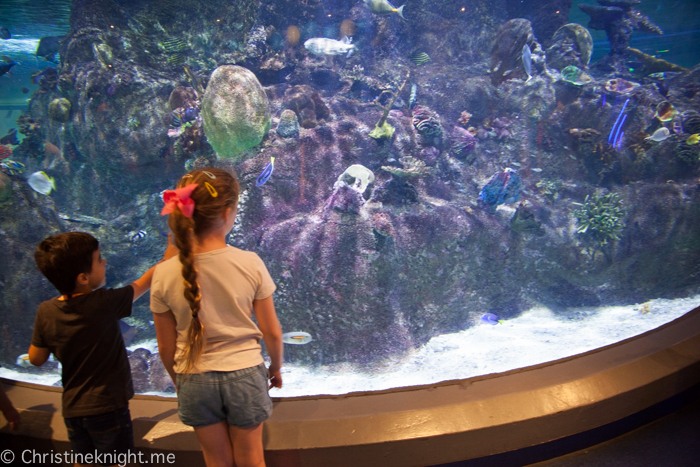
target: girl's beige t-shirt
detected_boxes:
[150,246,276,374]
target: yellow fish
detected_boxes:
[686,134,700,145]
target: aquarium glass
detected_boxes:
[1,0,700,397]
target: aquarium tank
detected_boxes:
[1,0,700,398]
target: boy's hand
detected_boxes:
[163,233,179,261]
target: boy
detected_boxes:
[29,232,176,465]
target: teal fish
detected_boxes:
[282,332,313,345]
[363,0,406,20]
[408,50,430,65]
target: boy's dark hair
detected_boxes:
[35,232,99,295]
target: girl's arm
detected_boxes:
[152,310,178,385]
[254,296,284,388]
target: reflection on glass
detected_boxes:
[1,0,699,398]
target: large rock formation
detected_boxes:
[201,65,271,161]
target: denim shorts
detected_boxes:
[176,363,273,428]
[64,406,134,464]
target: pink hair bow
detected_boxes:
[161,183,198,218]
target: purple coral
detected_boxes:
[450,126,476,161]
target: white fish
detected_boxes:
[409,83,417,109]
[304,36,358,58]
[522,44,532,82]
[363,0,406,20]
[28,171,55,195]
[645,127,670,142]
[282,332,313,345]
[531,168,542,172]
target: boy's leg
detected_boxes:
[81,406,135,466]
[229,423,265,467]
[194,421,234,467]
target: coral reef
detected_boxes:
[412,106,443,147]
[573,192,626,253]
[276,109,300,138]
[579,0,662,55]
[489,19,538,85]
[48,98,71,122]
[546,23,593,71]
[450,126,477,162]
[282,85,330,129]
[201,65,270,161]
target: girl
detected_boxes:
[151,167,283,467]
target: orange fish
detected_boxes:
[96,103,109,113]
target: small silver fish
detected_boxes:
[522,44,532,81]
[282,332,313,345]
[304,36,358,57]
[531,168,542,172]
[645,127,670,142]
[409,83,417,109]
[363,0,406,20]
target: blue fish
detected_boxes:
[256,157,275,187]
[481,313,504,325]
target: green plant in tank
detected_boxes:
[536,178,562,203]
[572,192,625,249]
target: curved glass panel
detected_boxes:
[1,0,699,398]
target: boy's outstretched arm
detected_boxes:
[254,295,284,389]
[131,234,179,302]
[27,345,50,366]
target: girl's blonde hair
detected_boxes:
[167,167,240,372]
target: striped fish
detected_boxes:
[167,53,186,66]
[161,38,188,52]
[409,83,417,109]
[408,50,430,66]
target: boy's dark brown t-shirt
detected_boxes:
[31,286,135,418]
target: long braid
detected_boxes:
[169,210,204,373]
[166,167,240,373]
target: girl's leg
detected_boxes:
[229,423,265,467]
[195,421,234,467]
